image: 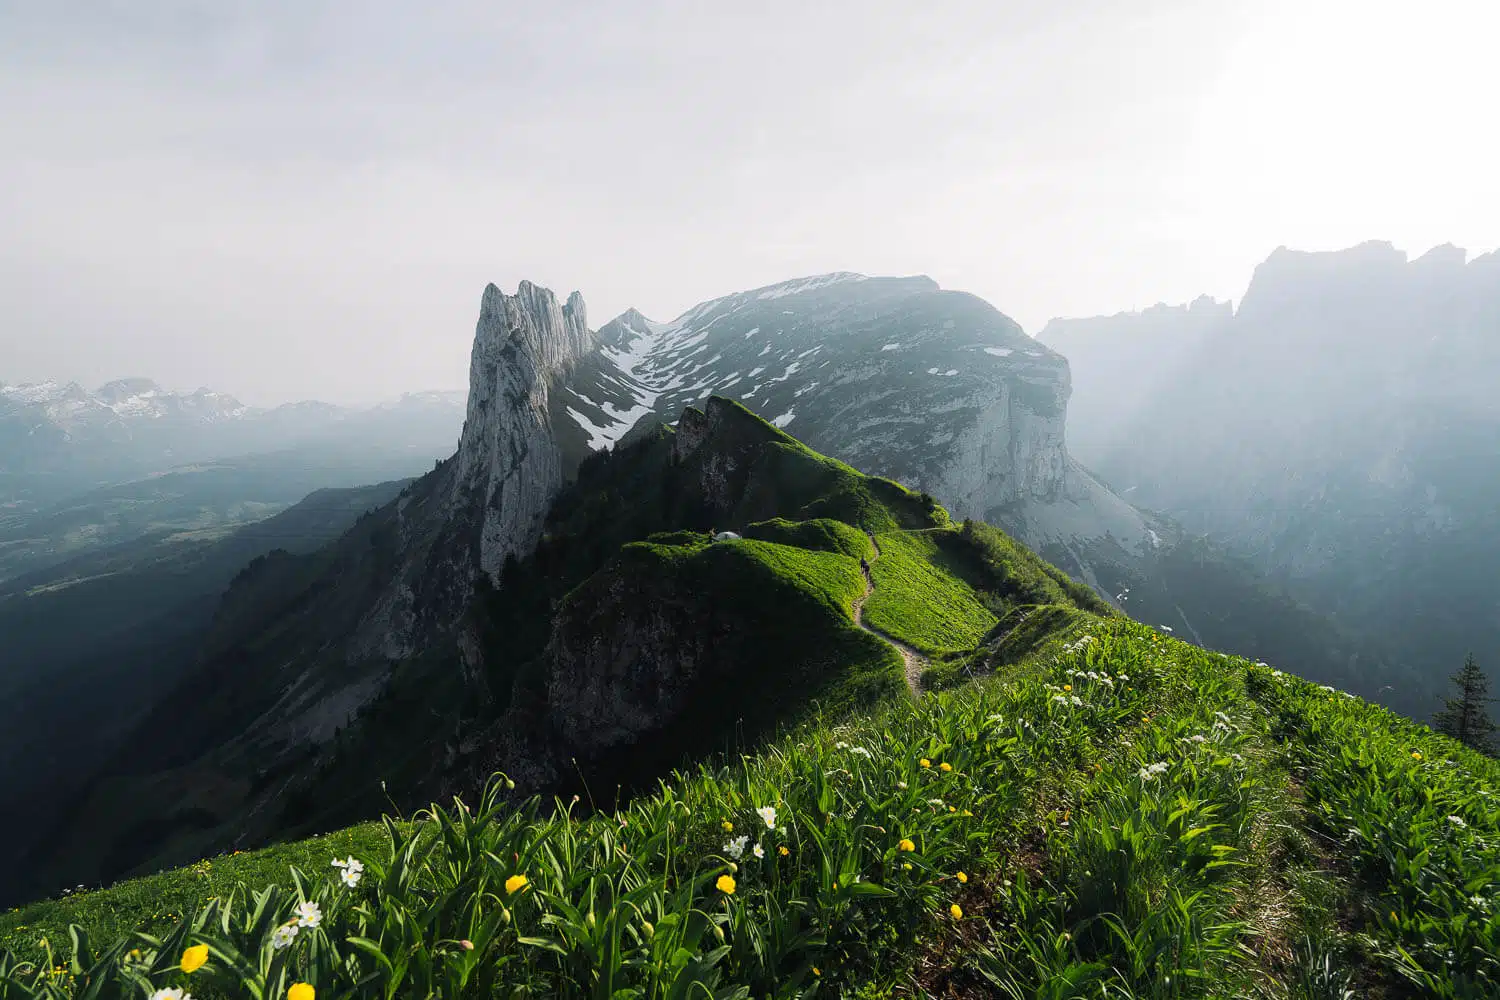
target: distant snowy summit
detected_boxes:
[0,378,467,487]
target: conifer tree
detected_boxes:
[1432,653,1497,754]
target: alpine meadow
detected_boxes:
[4,4,1499,998]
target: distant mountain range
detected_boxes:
[0,378,466,506]
[1042,241,1500,715]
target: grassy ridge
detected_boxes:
[864,530,998,653]
[742,518,875,561]
[7,619,1490,997]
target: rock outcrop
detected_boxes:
[449,282,594,582]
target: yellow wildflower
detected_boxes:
[902,863,912,870]
[778,845,790,857]
[717,874,737,895]
[1063,684,1072,692]
[956,871,968,884]
[919,758,931,768]
[505,874,529,895]
[813,967,821,976]
[1411,751,1422,760]
[180,944,209,973]
[899,838,916,852]
[288,983,316,1000]
[939,762,953,773]
[722,820,734,832]
[950,904,963,920]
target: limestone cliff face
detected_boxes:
[450,282,594,582]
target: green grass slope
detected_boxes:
[864,529,998,654]
[5,617,1497,998]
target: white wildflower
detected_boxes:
[151,990,190,1000]
[897,781,908,790]
[756,805,777,829]
[1070,696,1083,707]
[849,746,873,759]
[753,843,765,859]
[724,835,750,859]
[927,798,945,806]
[294,900,323,928]
[340,867,362,888]
[271,923,299,950]
[1447,815,1467,829]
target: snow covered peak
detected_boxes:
[749,272,870,300]
[0,379,88,406]
[95,377,163,403]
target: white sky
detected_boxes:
[2,0,1496,405]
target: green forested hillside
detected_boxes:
[3,402,1495,998]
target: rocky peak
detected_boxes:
[95,377,162,403]
[449,280,598,583]
[1413,243,1468,269]
[598,308,661,348]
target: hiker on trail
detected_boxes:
[860,557,870,574]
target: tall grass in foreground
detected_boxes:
[3,622,1496,997]
[1249,667,1500,998]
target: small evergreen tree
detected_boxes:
[1432,653,1498,754]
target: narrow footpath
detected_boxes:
[851,532,929,697]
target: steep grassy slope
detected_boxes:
[5,618,1495,998]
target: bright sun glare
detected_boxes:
[1189,0,1498,262]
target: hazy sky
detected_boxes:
[3,0,1496,406]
